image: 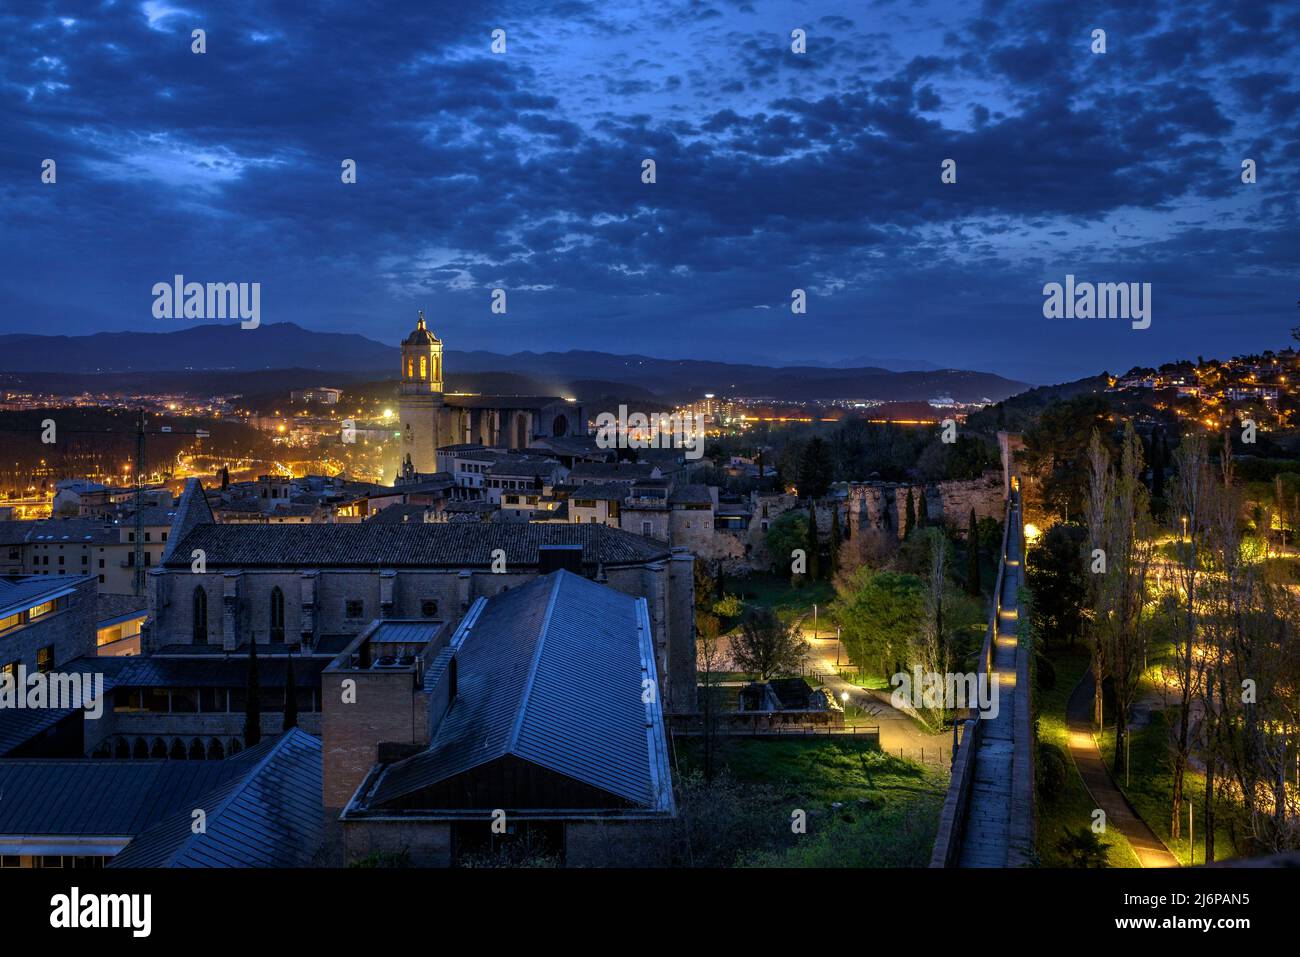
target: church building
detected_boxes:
[398,311,586,474]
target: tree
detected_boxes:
[835,568,924,679]
[904,488,916,538]
[765,510,808,579]
[806,503,820,581]
[244,641,262,747]
[1025,522,1086,648]
[730,607,807,681]
[916,488,929,528]
[695,611,722,781]
[1169,434,1211,839]
[828,506,841,580]
[796,436,835,500]
[283,654,299,732]
[965,508,981,596]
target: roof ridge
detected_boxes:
[506,572,565,753]
[155,729,302,866]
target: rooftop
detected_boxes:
[166,522,670,569]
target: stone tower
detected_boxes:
[398,310,444,474]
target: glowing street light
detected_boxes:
[1024,522,1041,543]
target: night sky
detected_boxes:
[2,0,1297,383]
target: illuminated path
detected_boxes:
[955,497,1027,866]
[932,489,1035,867]
[1066,671,1178,868]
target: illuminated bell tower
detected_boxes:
[398,309,444,475]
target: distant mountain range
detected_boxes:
[0,323,1030,403]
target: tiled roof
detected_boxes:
[366,504,431,524]
[21,518,119,544]
[570,462,655,481]
[569,482,630,502]
[442,395,564,410]
[364,571,671,812]
[669,485,714,505]
[109,729,322,868]
[95,592,149,625]
[166,522,669,569]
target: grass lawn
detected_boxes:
[674,736,948,867]
[1036,646,1141,867]
[733,572,835,621]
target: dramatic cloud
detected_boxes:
[0,0,1296,382]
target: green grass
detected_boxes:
[1035,646,1142,868]
[1096,711,1237,865]
[675,736,947,867]
[734,572,836,621]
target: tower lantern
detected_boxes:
[401,309,443,395]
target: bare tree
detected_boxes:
[731,606,807,681]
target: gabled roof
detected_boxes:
[166,522,670,569]
[109,729,322,868]
[364,570,671,812]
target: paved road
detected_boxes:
[802,636,951,761]
[1066,670,1178,868]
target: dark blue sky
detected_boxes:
[2,0,1296,383]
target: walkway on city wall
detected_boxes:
[930,489,1035,867]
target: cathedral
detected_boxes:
[397,311,587,474]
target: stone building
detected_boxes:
[397,311,586,473]
[144,479,696,714]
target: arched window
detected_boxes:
[406,358,414,379]
[270,586,285,643]
[419,355,428,379]
[193,586,208,644]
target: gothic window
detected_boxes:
[406,359,414,379]
[193,586,208,644]
[420,356,428,379]
[270,586,285,643]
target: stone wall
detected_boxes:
[848,470,1003,538]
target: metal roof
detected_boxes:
[0,577,87,618]
[366,570,671,812]
[0,750,262,838]
[109,729,322,868]
[369,621,442,645]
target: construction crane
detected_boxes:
[7,410,210,596]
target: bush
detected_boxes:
[713,594,743,618]
[1036,654,1056,692]
[1037,743,1067,800]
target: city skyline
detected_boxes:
[2,0,1297,384]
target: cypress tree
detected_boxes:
[806,503,820,580]
[283,654,298,732]
[917,488,929,528]
[1151,429,1165,499]
[966,507,981,595]
[829,506,841,579]
[244,641,262,747]
[904,488,916,538]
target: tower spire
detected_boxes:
[417,308,426,329]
